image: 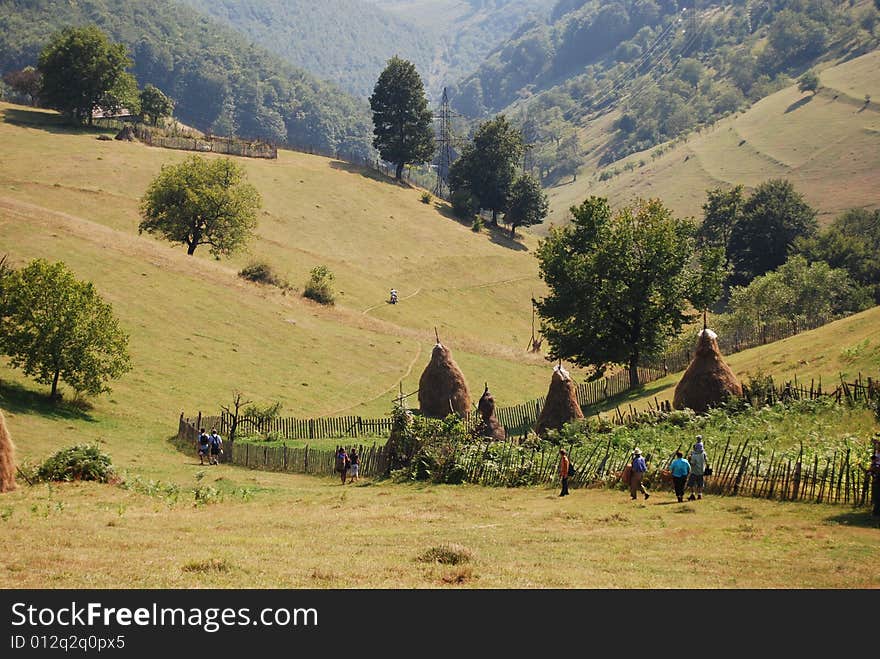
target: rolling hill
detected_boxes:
[546,49,880,227]
[0,101,566,465]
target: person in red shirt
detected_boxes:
[558,449,570,497]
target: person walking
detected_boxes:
[209,429,223,465]
[197,428,210,465]
[336,446,349,485]
[670,451,691,502]
[558,448,571,497]
[630,448,649,501]
[687,436,710,500]
[348,448,360,484]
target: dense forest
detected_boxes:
[0,0,375,159]
[180,0,436,99]
[449,0,880,180]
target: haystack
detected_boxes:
[417,339,471,418]
[114,125,136,141]
[672,328,743,413]
[475,383,506,441]
[0,408,16,493]
[534,364,584,436]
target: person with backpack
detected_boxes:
[336,446,349,485]
[197,428,210,465]
[670,450,691,502]
[630,448,650,501]
[209,429,223,465]
[687,436,710,500]
[558,448,570,497]
[348,448,360,484]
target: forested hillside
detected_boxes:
[365,0,557,95]
[0,0,374,157]
[181,0,435,99]
[450,0,880,181]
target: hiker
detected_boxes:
[389,288,398,304]
[670,451,691,503]
[209,429,223,465]
[348,448,360,484]
[197,428,210,465]
[336,446,349,485]
[687,436,710,501]
[630,448,649,501]
[558,448,570,497]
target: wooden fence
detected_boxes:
[176,375,878,508]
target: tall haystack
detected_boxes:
[673,328,743,413]
[417,337,471,418]
[0,408,16,493]
[475,383,506,441]
[535,364,584,436]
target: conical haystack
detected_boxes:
[418,340,471,418]
[475,383,506,441]
[535,364,584,436]
[0,408,16,493]
[673,328,743,413]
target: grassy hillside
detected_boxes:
[547,50,880,226]
[597,304,880,416]
[0,102,566,466]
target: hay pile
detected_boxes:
[418,340,471,418]
[0,409,16,493]
[673,328,743,413]
[475,384,506,441]
[535,364,584,436]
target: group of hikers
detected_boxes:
[197,428,224,465]
[334,446,360,484]
[557,435,712,502]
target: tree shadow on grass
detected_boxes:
[488,225,528,252]
[824,509,880,529]
[784,96,813,114]
[2,107,110,137]
[0,380,97,422]
[328,159,415,188]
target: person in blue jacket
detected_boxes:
[670,451,691,502]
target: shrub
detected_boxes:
[238,261,288,288]
[450,187,477,220]
[36,444,116,483]
[471,216,484,232]
[419,191,432,204]
[417,543,474,565]
[303,265,335,305]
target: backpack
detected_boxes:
[335,453,347,472]
[567,461,576,479]
[199,433,209,446]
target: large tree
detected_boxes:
[504,173,548,237]
[449,115,524,225]
[139,84,174,126]
[139,156,261,257]
[536,197,696,388]
[2,67,42,106]
[0,259,131,398]
[37,25,139,125]
[369,56,435,180]
[727,179,817,286]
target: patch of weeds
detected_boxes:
[597,513,629,524]
[182,558,231,574]
[417,543,474,565]
[439,566,476,585]
[0,507,13,522]
[727,505,755,518]
[673,506,696,514]
[36,444,117,483]
[119,475,181,507]
[310,568,334,582]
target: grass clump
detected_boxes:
[419,191,432,204]
[35,445,117,483]
[238,261,289,289]
[418,542,474,565]
[182,558,231,573]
